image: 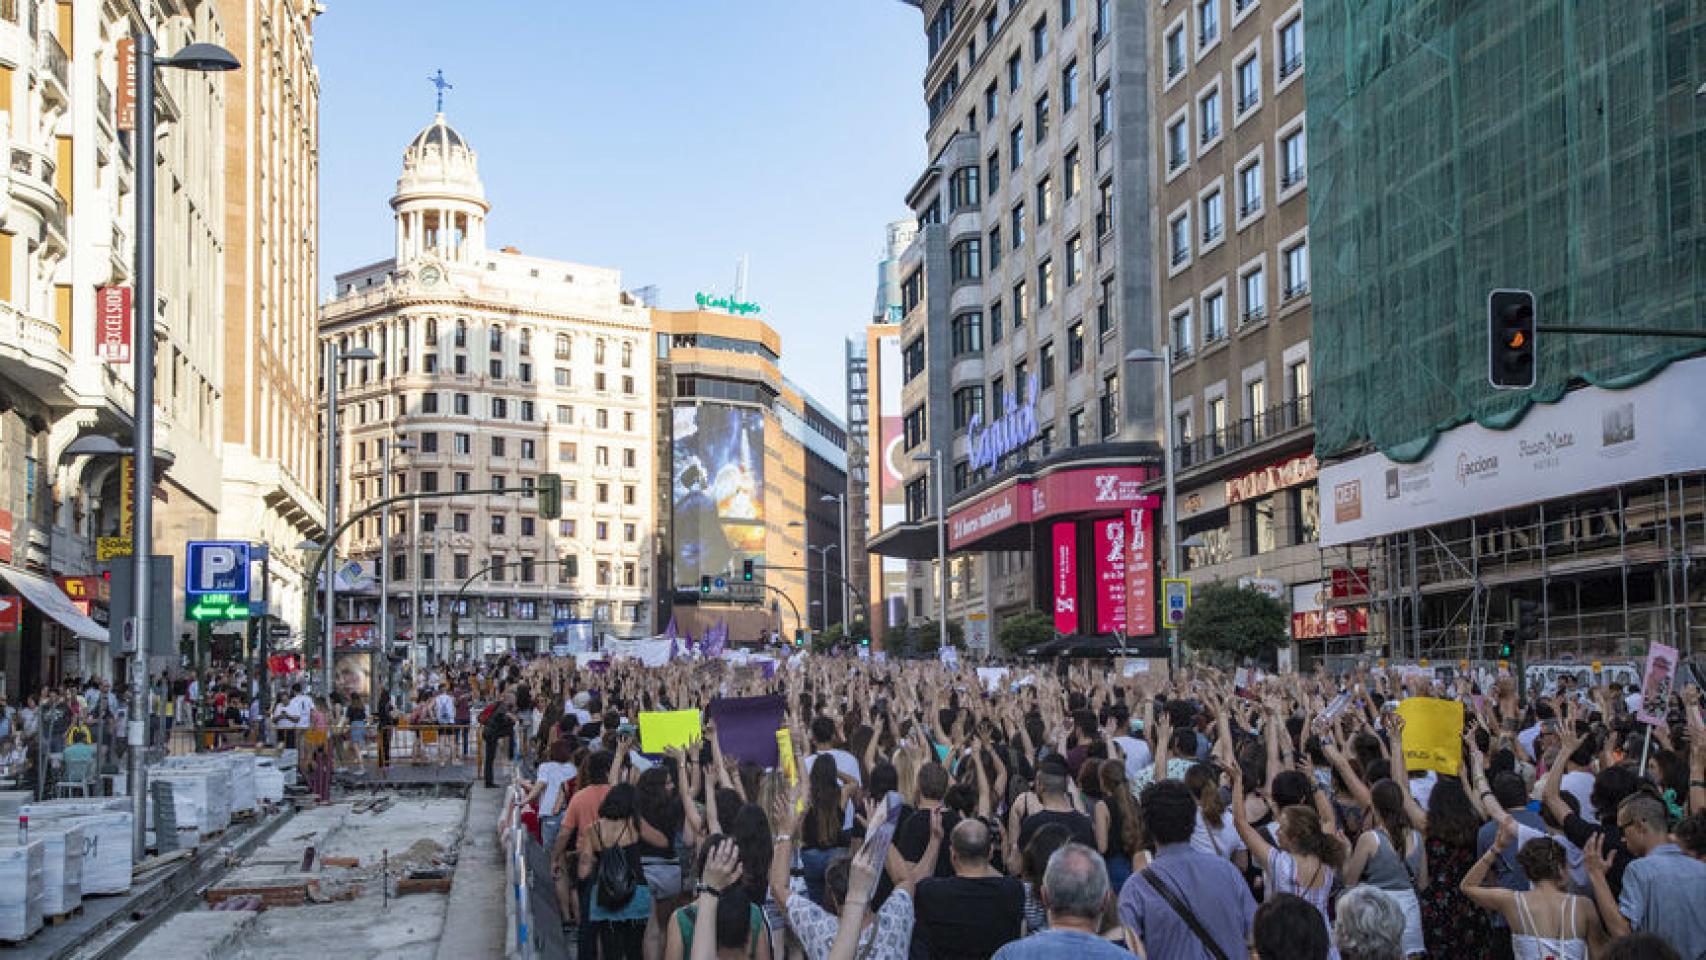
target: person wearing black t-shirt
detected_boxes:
[897,763,961,881]
[912,819,1026,960]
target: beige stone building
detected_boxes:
[214,0,323,641]
[322,114,656,661]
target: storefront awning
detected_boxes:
[0,564,110,642]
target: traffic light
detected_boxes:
[742,559,755,582]
[1497,629,1515,661]
[537,473,562,519]
[1508,598,1542,662]
[1488,289,1537,389]
[700,575,712,595]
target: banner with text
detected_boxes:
[1126,508,1154,636]
[1094,517,1126,635]
[1052,522,1078,634]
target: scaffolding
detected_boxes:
[1320,473,1706,661]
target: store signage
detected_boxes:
[945,465,1160,551]
[0,596,19,633]
[57,576,109,611]
[186,541,251,596]
[1094,518,1126,635]
[1292,607,1369,639]
[1239,576,1286,601]
[334,624,378,648]
[1226,453,1318,504]
[95,286,132,364]
[0,508,12,564]
[96,538,131,562]
[117,39,136,131]
[186,592,251,622]
[1052,523,1078,634]
[695,292,761,316]
[1126,508,1155,636]
[949,485,1022,547]
[968,375,1040,471]
[1320,355,1706,546]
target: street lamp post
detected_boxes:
[318,344,376,696]
[805,544,838,631]
[378,437,413,705]
[126,32,239,861]
[911,452,950,652]
[821,493,849,632]
[1126,346,1183,670]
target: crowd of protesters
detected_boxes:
[487,653,1706,960]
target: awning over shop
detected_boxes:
[0,563,110,642]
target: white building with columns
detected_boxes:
[321,112,656,660]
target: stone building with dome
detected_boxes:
[320,112,656,661]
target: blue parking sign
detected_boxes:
[186,541,251,596]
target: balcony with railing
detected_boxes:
[41,33,68,101]
[97,80,114,129]
[1175,394,1314,471]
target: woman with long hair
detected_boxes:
[799,754,851,906]
[637,765,687,960]
[578,781,653,960]
[1462,822,1605,960]
[664,836,770,960]
[1231,759,1346,954]
[1344,778,1427,957]
[1418,778,1493,955]
[1186,762,1249,872]
[1098,759,1144,891]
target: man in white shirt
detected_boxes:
[804,716,863,785]
[273,683,313,748]
[433,686,456,726]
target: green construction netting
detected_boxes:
[1307,0,1706,463]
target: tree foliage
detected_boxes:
[997,610,1056,655]
[1178,582,1290,664]
[908,618,964,655]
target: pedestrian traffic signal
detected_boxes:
[1497,629,1515,660]
[537,473,562,519]
[700,575,711,595]
[1488,289,1537,389]
[742,559,754,582]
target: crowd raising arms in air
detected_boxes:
[489,652,1706,960]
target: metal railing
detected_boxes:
[42,34,68,90]
[97,80,113,124]
[1175,394,1313,470]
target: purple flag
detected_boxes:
[706,694,785,766]
[664,615,679,641]
[760,660,777,680]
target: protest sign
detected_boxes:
[706,694,786,766]
[1635,642,1679,727]
[1395,696,1465,776]
[638,709,702,754]
[976,667,1009,692]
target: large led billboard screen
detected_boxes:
[672,403,766,586]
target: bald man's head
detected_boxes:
[949,818,992,865]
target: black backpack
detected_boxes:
[595,824,640,909]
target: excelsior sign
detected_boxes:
[967,375,1040,471]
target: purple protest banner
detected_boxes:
[706,694,786,766]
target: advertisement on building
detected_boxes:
[1094,518,1126,635]
[1290,581,1369,640]
[873,332,909,619]
[1052,523,1078,634]
[1320,357,1706,546]
[672,402,766,585]
[333,649,373,703]
[1127,508,1155,636]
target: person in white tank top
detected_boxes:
[1460,816,1607,960]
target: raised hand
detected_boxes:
[701,837,743,889]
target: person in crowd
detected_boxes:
[911,818,1026,959]
[1254,893,1333,960]
[673,836,770,960]
[1229,758,1343,949]
[991,843,1132,959]
[1119,778,1257,959]
[1334,887,1407,960]
[1016,823,1072,936]
[1461,818,1606,960]
[800,754,854,906]
[579,780,653,960]
[481,697,516,788]
[1600,933,1684,960]
[1585,792,1706,959]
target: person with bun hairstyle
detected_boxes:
[1461,816,1606,960]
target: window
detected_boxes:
[985,8,998,42]
[1241,266,1267,322]
[1063,146,1081,198]
[1100,374,1119,438]
[1007,51,1021,92]
[986,150,1001,192]
[1065,234,1084,286]
[1168,117,1189,171]
[519,362,533,383]
[623,411,635,431]
[1009,124,1024,169]
[953,385,985,430]
[903,337,927,381]
[597,408,610,429]
[1199,87,1221,145]
[1283,240,1310,299]
[491,436,506,457]
[454,512,470,533]
[1172,308,1195,355]
[1247,494,1278,553]
[1094,83,1112,139]
[903,406,929,449]
[1035,176,1053,224]
[1198,0,1219,48]
[1013,280,1030,326]
[421,392,440,414]
[621,376,634,396]
[1202,187,1224,243]
[902,268,925,314]
[1206,396,1228,444]
[621,448,637,469]
[1169,211,1191,266]
[1014,359,1029,393]
[1293,485,1320,543]
[989,300,1005,343]
[952,312,984,355]
[454,320,468,347]
[454,433,472,455]
[595,339,607,364]
[1204,289,1227,342]
[454,472,471,492]
[596,562,612,586]
[552,404,570,425]
[1040,340,1057,388]
[1245,377,1268,438]
[953,460,970,493]
[985,81,998,119]
[623,484,637,505]
[1278,15,1304,80]
[1166,25,1186,79]
[1097,276,1116,335]
[1288,356,1311,401]
[1061,60,1079,111]
[949,166,981,209]
[951,238,983,282]
[1037,258,1054,307]
[1239,157,1264,217]
[1097,179,1114,237]
[1236,52,1261,113]
[621,340,632,368]
[1068,407,1086,446]
[1031,16,1048,60]
[927,2,956,58]
[560,442,578,463]
[1034,92,1050,142]
[424,354,439,373]
[988,227,1003,269]
[453,553,469,579]
[1068,322,1085,371]
[596,522,609,541]
[624,523,637,543]
[454,354,468,375]
[555,367,572,387]
[1281,129,1306,190]
[454,391,472,416]
[1061,0,1076,23]
[554,334,571,359]
[491,397,509,419]
[1011,202,1026,247]
[596,482,610,503]
[419,471,439,492]
[596,446,610,467]
[594,372,607,391]
[489,358,504,379]
[491,515,507,535]
[491,474,507,491]
[1095,0,1111,40]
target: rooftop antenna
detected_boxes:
[428,69,453,114]
[734,255,749,303]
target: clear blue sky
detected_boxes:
[316,1,927,419]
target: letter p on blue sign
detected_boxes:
[187,541,251,596]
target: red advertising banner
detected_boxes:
[1052,522,1078,635]
[1094,518,1126,635]
[0,507,13,564]
[1291,607,1369,639]
[96,286,132,364]
[0,595,20,633]
[333,624,377,648]
[1126,508,1155,636]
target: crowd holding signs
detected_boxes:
[487,642,1706,960]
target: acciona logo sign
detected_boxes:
[968,375,1040,471]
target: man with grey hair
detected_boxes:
[993,843,1131,958]
[1334,886,1406,960]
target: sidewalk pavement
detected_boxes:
[434,782,508,960]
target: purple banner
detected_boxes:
[706,694,785,767]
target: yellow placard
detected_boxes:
[1395,696,1465,776]
[638,709,701,755]
[97,537,132,561]
[777,728,797,785]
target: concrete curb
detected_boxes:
[434,784,508,960]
